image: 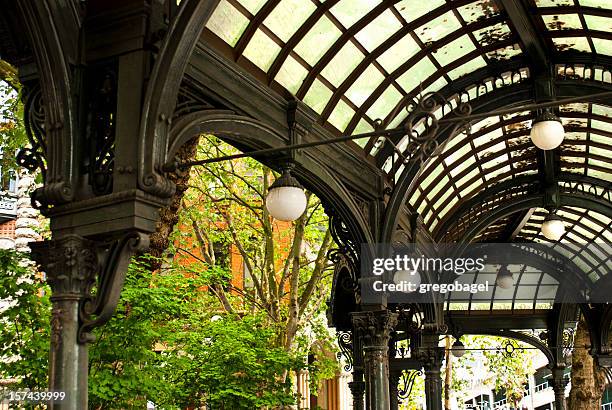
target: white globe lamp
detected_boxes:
[530,111,565,151]
[265,166,308,222]
[541,212,565,241]
[393,270,421,293]
[451,339,466,358]
[496,265,513,289]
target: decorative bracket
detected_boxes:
[78,232,149,343]
[397,369,423,401]
[336,330,354,372]
[30,232,149,345]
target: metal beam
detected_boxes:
[446,310,550,330]
[496,0,549,73]
[501,208,535,241]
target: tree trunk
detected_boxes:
[568,319,605,409]
[147,136,199,270]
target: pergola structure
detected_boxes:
[0,0,611,409]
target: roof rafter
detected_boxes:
[495,0,550,73]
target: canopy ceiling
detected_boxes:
[204,0,612,313]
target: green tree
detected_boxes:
[0,250,50,390]
[165,313,301,409]
[0,68,28,172]
[449,335,535,407]
[170,135,338,387]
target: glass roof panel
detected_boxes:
[274,55,308,94]
[396,58,438,93]
[551,37,592,52]
[457,0,501,24]
[447,56,487,80]
[366,85,404,121]
[355,9,402,52]
[421,76,450,96]
[243,29,281,71]
[395,0,446,22]
[206,0,249,47]
[238,0,267,15]
[321,42,365,87]
[414,12,462,44]
[294,16,342,66]
[535,0,574,6]
[473,22,513,46]
[583,14,612,31]
[578,0,612,9]
[329,0,379,28]
[592,38,612,55]
[432,35,477,67]
[354,118,374,136]
[263,0,316,42]
[542,14,583,31]
[377,33,421,73]
[327,99,355,131]
[345,64,386,106]
[303,79,333,114]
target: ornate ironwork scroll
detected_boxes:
[87,66,118,195]
[336,330,354,372]
[373,91,473,182]
[326,206,360,299]
[398,369,423,401]
[17,84,47,179]
[561,179,612,202]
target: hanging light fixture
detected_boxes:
[451,339,466,358]
[541,211,565,241]
[265,165,308,222]
[393,270,421,293]
[495,265,513,289]
[530,110,565,150]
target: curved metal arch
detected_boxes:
[14,0,78,205]
[579,303,612,364]
[168,109,376,252]
[137,0,220,198]
[456,193,612,246]
[407,115,612,221]
[549,302,580,366]
[434,173,612,241]
[468,329,556,366]
[381,79,612,244]
[483,244,586,286]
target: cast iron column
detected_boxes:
[349,327,365,410]
[421,333,444,410]
[551,366,568,410]
[388,369,400,410]
[30,235,100,409]
[349,380,366,410]
[351,310,398,410]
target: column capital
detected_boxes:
[351,310,399,348]
[550,366,569,389]
[30,235,100,300]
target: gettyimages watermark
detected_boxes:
[360,242,612,304]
